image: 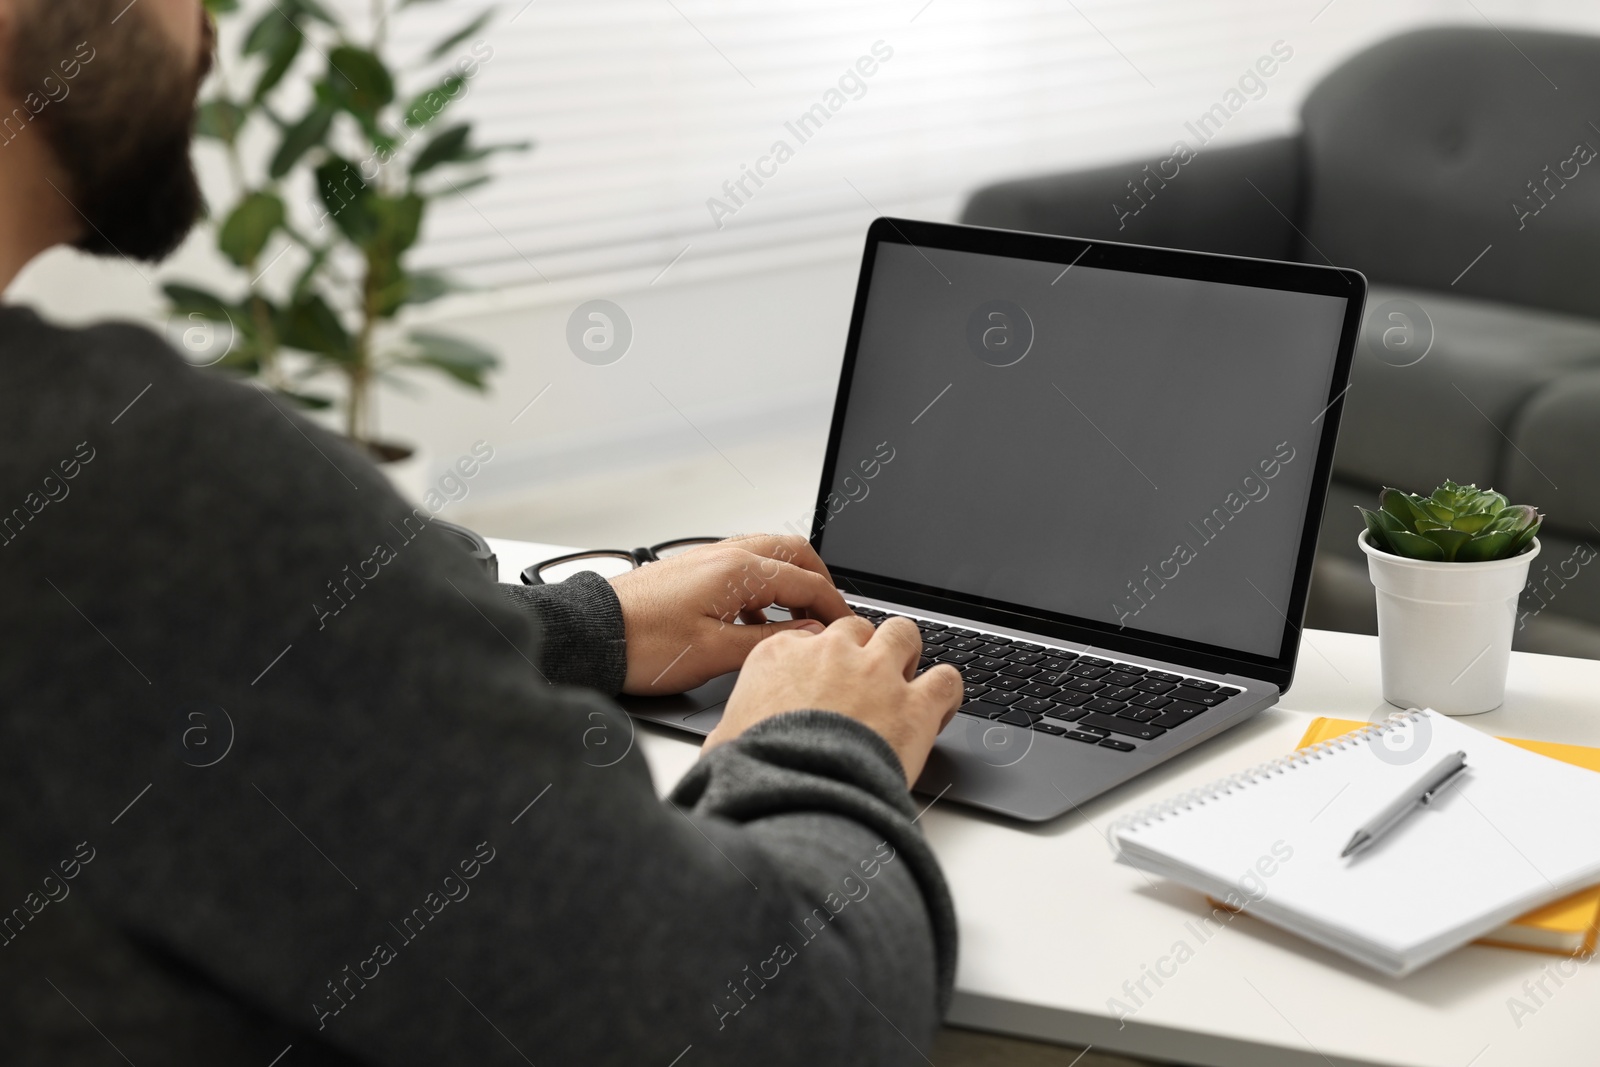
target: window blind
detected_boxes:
[319,0,1600,295]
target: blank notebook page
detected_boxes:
[1110,709,1600,975]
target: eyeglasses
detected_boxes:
[520,537,724,585]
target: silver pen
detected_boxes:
[1340,750,1469,858]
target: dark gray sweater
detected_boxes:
[0,307,956,1066]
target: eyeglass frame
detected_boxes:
[520,537,724,586]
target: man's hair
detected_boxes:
[7,1,210,261]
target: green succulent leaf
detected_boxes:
[1420,500,1454,523]
[1420,528,1474,561]
[1499,504,1539,532]
[1509,518,1543,555]
[1452,511,1497,534]
[1455,531,1516,562]
[1379,488,1429,528]
[218,192,285,267]
[1367,481,1542,562]
[1357,506,1394,552]
[1386,529,1447,561]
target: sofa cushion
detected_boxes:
[1333,284,1600,493]
[1504,369,1600,539]
[1300,27,1600,322]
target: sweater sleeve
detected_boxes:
[671,711,958,1014]
[0,325,958,1067]
[493,574,629,693]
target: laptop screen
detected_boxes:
[815,231,1354,663]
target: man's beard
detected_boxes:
[9,3,211,262]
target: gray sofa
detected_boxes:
[962,26,1600,658]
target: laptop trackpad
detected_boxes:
[620,672,737,736]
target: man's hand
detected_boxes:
[704,616,962,784]
[610,534,853,695]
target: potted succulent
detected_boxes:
[169,0,528,493]
[1358,481,1542,715]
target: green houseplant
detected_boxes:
[170,0,527,459]
[1357,481,1544,715]
[1358,481,1541,562]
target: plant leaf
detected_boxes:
[398,73,466,133]
[405,271,461,305]
[1453,511,1497,534]
[1379,487,1428,530]
[1385,529,1446,561]
[252,22,304,101]
[411,123,472,175]
[277,388,336,410]
[287,0,335,23]
[1509,515,1543,555]
[1420,528,1474,562]
[243,9,292,54]
[269,102,334,179]
[314,157,377,242]
[196,98,247,144]
[279,293,355,363]
[218,192,286,267]
[326,46,394,116]
[401,329,498,389]
[1455,531,1516,562]
[428,8,495,61]
[1357,506,1393,552]
[163,283,235,321]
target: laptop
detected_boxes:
[624,217,1365,821]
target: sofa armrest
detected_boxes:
[961,135,1306,261]
[1504,368,1600,541]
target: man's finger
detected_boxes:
[868,616,922,678]
[828,615,876,645]
[702,617,826,674]
[725,533,837,589]
[726,553,851,623]
[911,663,964,719]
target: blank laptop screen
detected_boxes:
[816,241,1350,660]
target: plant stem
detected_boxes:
[347,0,393,449]
[212,36,282,388]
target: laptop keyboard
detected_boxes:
[849,604,1241,753]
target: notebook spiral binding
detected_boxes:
[1106,709,1429,854]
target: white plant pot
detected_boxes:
[1359,530,1538,715]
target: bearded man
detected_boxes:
[0,3,960,1064]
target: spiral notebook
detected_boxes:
[1109,709,1600,976]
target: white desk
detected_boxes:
[492,538,1600,1067]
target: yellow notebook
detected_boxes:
[1297,716,1600,957]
